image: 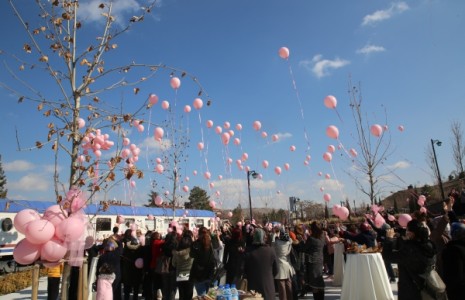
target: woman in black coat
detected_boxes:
[97,240,123,300]
[383,219,437,300]
[121,229,144,300]
[189,227,216,296]
[303,221,325,300]
[244,228,278,300]
[223,227,246,286]
[442,222,465,300]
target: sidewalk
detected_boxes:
[2,276,399,300]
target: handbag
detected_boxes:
[419,268,447,300]
[155,255,171,274]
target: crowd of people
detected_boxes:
[81,193,465,300]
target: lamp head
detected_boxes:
[437,141,442,146]
[250,170,259,179]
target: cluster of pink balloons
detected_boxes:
[81,129,114,159]
[120,142,141,167]
[13,189,90,266]
[417,195,428,213]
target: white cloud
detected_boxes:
[4,160,35,172]
[79,0,141,24]
[387,160,411,170]
[276,132,292,141]
[139,136,172,153]
[299,55,350,78]
[9,173,50,192]
[356,44,386,55]
[362,2,409,26]
[315,179,345,191]
[44,164,63,173]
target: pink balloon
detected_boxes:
[350,148,358,157]
[261,131,268,138]
[223,122,230,129]
[43,205,68,227]
[370,124,383,137]
[149,94,158,105]
[209,182,215,188]
[320,187,324,192]
[420,207,427,214]
[417,195,426,207]
[218,175,223,180]
[338,207,349,220]
[383,125,389,131]
[327,145,336,153]
[204,172,211,180]
[41,238,67,262]
[94,150,102,158]
[235,123,242,131]
[241,153,249,161]
[170,77,181,89]
[290,145,296,152]
[209,201,216,208]
[398,125,404,132]
[374,214,386,228]
[278,47,290,59]
[154,127,164,141]
[227,158,233,165]
[130,180,136,188]
[185,176,190,182]
[272,134,279,142]
[324,95,337,109]
[193,170,198,175]
[274,166,282,175]
[183,185,189,193]
[387,214,396,222]
[197,142,204,150]
[227,211,233,218]
[13,238,41,265]
[323,152,332,162]
[215,190,221,196]
[116,215,125,224]
[304,161,309,166]
[318,171,322,176]
[55,216,85,242]
[323,193,331,202]
[77,155,85,164]
[262,160,269,168]
[14,209,41,234]
[215,126,223,134]
[206,120,214,128]
[326,125,339,139]
[135,258,144,269]
[284,163,290,171]
[221,132,231,145]
[398,214,412,228]
[78,118,85,129]
[371,204,380,214]
[155,196,163,206]
[155,164,164,174]
[253,121,262,131]
[25,219,55,245]
[137,124,144,133]
[325,174,331,179]
[193,98,203,110]
[233,138,241,145]
[121,148,130,158]
[184,105,191,113]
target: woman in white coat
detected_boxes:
[274,228,296,300]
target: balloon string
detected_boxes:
[337,138,352,159]
[329,161,345,200]
[145,108,154,189]
[288,64,311,153]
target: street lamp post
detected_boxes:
[431,139,445,200]
[247,170,259,220]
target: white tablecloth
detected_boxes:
[332,243,345,286]
[340,253,394,300]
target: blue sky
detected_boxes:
[1,0,465,211]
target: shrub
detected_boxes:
[0,268,47,295]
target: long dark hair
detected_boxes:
[310,221,323,239]
[198,226,212,250]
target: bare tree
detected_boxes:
[347,80,393,205]
[1,1,210,298]
[451,121,465,175]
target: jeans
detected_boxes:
[194,280,211,296]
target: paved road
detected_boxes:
[2,276,399,300]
